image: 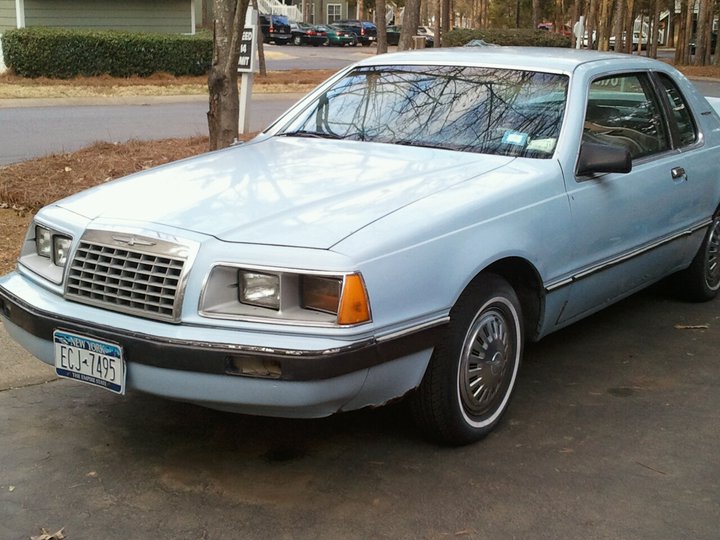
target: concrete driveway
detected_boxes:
[1,283,719,539]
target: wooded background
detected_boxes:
[383,0,718,65]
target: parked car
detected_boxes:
[537,22,572,36]
[333,19,377,46]
[316,24,356,46]
[417,25,435,36]
[259,14,292,45]
[2,48,720,446]
[386,25,434,47]
[289,22,327,46]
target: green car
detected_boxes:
[316,24,357,46]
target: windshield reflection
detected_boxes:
[282,65,568,158]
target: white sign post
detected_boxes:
[573,16,585,49]
[238,8,258,134]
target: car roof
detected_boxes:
[353,46,666,73]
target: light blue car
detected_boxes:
[2,47,719,445]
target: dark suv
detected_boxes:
[259,14,292,45]
[333,19,377,46]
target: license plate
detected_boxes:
[53,330,126,394]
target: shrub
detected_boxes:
[443,28,571,48]
[2,27,212,78]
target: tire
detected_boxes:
[411,274,523,445]
[293,35,302,46]
[675,213,720,301]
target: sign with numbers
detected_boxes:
[238,26,256,73]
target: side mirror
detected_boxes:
[576,142,632,177]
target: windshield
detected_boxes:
[281,65,568,158]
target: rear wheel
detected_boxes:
[411,274,523,445]
[293,35,302,46]
[676,213,720,301]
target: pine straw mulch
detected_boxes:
[0,135,256,274]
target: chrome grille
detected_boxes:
[65,231,188,322]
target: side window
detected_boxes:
[656,73,698,147]
[584,73,670,159]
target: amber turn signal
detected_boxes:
[337,273,371,325]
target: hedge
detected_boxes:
[2,27,212,78]
[443,28,572,48]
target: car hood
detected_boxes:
[56,137,514,249]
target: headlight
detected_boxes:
[201,266,371,326]
[53,236,72,267]
[239,271,280,310]
[35,226,72,267]
[35,226,53,258]
[19,222,74,285]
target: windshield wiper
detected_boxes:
[393,139,455,151]
[281,130,344,140]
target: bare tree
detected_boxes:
[695,0,710,65]
[649,0,661,57]
[399,0,421,50]
[434,0,442,47]
[613,0,625,50]
[442,0,451,34]
[701,0,714,64]
[251,0,266,76]
[596,0,612,50]
[208,0,251,150]
[681,0,695,63]
[376,0,388,54]
[623,0,635,53]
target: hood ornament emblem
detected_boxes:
[112,235,156,247]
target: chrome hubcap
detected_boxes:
[459,307,513,417]
[705,218,720,291]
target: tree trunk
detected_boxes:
[684,0,695,63]
[703,1,714,64]
[251,0,266,76]
[596,0,611,50]
[586,0,597,49]
[376,0,388,53]
[434,0,442,47]
[398,0,421,50]
[442,0,450,34]
[650,0,660,57]
[613,0,624,51]
[694,0,709,65]
[532,0,540,29]
[623,0,635,53]
[208,0,250,151]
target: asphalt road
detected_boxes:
[0,94,302,166]
[1,283,719,538]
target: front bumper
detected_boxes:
[0,272,444,417]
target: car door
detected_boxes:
[557,71,703,324]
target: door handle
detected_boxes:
[671,167,687,181]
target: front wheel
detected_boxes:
[411,274,523,445]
